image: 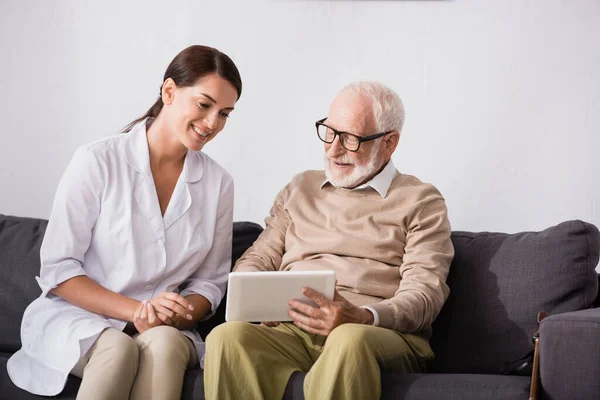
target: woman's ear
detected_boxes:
[161,78,177,105]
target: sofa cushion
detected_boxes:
[282,372,530,400]
[0,215,47,353]
[430,220,600,374]
[539,308,600,400]
[379,373,531,400]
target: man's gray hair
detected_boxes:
[341,81,405,135]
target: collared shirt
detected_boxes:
[320,159,398,326]
[320,159,397,198]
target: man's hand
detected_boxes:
[133,300,163,334]
[150,292,195,327]
[288,287,374,336]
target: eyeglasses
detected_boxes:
[315,118,393,152]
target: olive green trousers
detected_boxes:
[204,322,433,400]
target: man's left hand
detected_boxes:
[288,287,374,336]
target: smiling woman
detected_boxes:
[154,73,239,153]
[7,45,243,400]
[124,45,242,135]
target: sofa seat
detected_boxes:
[282,372,531,400]
[1,361,531,400]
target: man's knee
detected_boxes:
[325,324,423,372]
[326,324,381,353]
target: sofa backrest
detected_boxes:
[430,220,600,374]
[0,214,264,352]
[0,215,48,353]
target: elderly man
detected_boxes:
[204,81,454,400]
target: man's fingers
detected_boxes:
[289,300,320,318]
[262,321,280,327]
[293,320,328,336]
[288,308,323,328]
[302,287,330,307]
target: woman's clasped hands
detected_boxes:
[133,292,195,333]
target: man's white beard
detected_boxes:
[324,143,383,189]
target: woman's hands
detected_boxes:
[150,292,195,328]
[131,293,195,333]
[133,300,162,334]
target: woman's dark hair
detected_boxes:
[123,45,242,132]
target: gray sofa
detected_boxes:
[1,213,599,399]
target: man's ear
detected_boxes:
[384,131,400,158]
[161,78,177,105]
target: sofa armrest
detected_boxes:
[539,307,600,399]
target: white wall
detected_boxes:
[1,0,599,239]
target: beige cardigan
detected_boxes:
[234,168,454,337]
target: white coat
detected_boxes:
[7,120,233,396]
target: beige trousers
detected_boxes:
[71,326,198,400]
[204,321,433,400]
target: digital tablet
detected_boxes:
[225,270,336,322]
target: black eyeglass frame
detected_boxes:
[315,118,393,152]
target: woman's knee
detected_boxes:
[135,326,190,360]
[92,329,139,367]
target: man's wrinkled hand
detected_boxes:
[287,287,374,336]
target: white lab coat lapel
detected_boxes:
[125,123,166,244]
[163,175,191,232]
[125,121,205,236]
[164,150,203,231]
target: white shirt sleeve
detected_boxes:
[179,175,234,319]
[360,305,380,327]
[37,146,104,297]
